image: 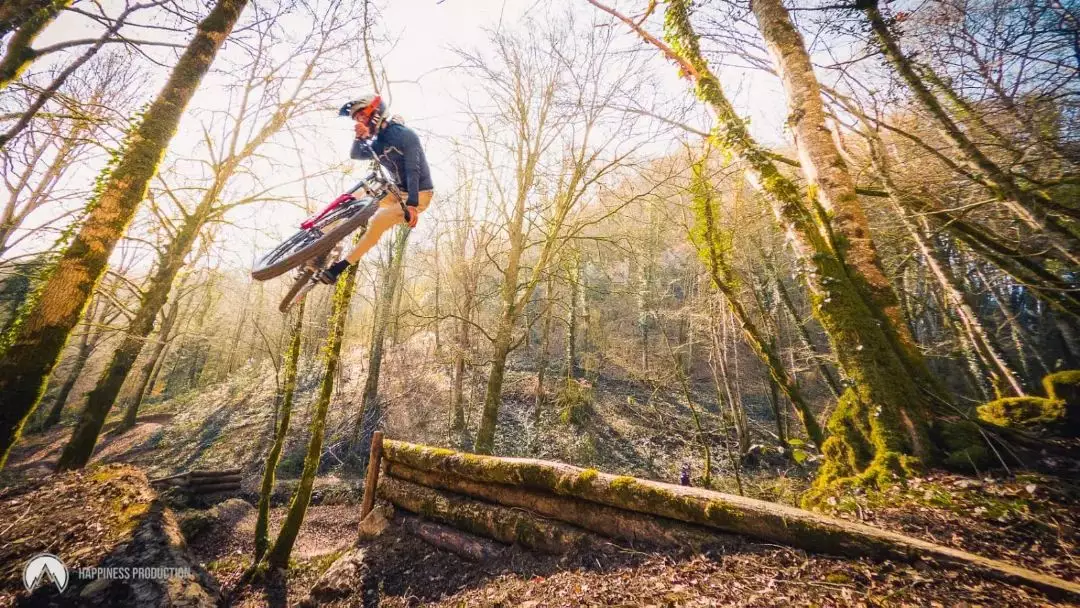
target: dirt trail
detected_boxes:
[3,414,174,478]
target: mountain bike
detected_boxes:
[250,145,408,313]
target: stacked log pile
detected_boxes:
[376,440,1080,599]
[150,468,243,498]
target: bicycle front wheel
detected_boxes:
[251,199,376,280]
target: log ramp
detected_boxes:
[374,439,1080,600]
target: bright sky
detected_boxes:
[10,0,794,271]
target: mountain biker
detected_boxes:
[316,94,434,284]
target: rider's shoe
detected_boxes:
[316,260,350,285]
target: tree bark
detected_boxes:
[712,310,749,455]
[355,227,409,464]
[475,328,512,455]
[564,251,580,378]
[0,0,71,91]
[254,300,304,562]
[266,264,356,570]
[449,243,476,442]
[532,275,555,452]
[0,0,248,470]
[38,302,101,430]
[378,475,597,554]
[400,515,507,562]
[119,296,181,431]
[767,261,841,398]
[388,462,722,549]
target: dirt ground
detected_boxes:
[209,502,1076,608]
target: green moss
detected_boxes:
[566,468,599,493]
[938,420,993,472]
[206,554,250,577]
[804,385,926,509]
[292,550,344,578]
[1043,370,1080,400]
[555,378,594,426]
[977,396,1066,428]
[825,572,853,585]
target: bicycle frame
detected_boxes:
[299,174,374,230]
[298,143,409,231]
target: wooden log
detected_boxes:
[378,476,601,554]
[189,474,243,486]
[400,515,507,562]
[388,462,725,549]
[188,468,243,478]
[149,472,190,485]
[382,440,1080,599]
[359,431,383,520]
[189,481,242,494]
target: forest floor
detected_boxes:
[4,345,1079,606]
[198,499,1076,607]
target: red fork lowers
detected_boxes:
[300,193,354,230]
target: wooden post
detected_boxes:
[359,431,384,520]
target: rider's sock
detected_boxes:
[318,260,351,285]
[327,259,350,276]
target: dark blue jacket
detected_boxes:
[350,122,433,205]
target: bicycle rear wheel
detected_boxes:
[251,199,376,280]
[279,268,314,313]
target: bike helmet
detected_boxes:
[338,94,388,131]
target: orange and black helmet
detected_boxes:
[338,95,388,130]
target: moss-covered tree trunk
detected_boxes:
[653,0,932,488]
[254,300,304,562]
[449,289,471,439]
[0,0,71,91]
[120,295,182,431]
[387,462,720,549]
[0,0,247,470]
[691,151,824,449]
[266,265,356,570]
[474,179,528,455]
[769,265,841,398]
[57,197,215,470]
[564,251,580,378]
[380,475,599,554]
[752,0,930,368]
[858,0,1080,262]
[354,227,409,464]
[38,306,97,430]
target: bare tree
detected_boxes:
[0,0,249,469]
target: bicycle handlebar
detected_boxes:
[352,140,411,221]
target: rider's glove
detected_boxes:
[404,205,418,229]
